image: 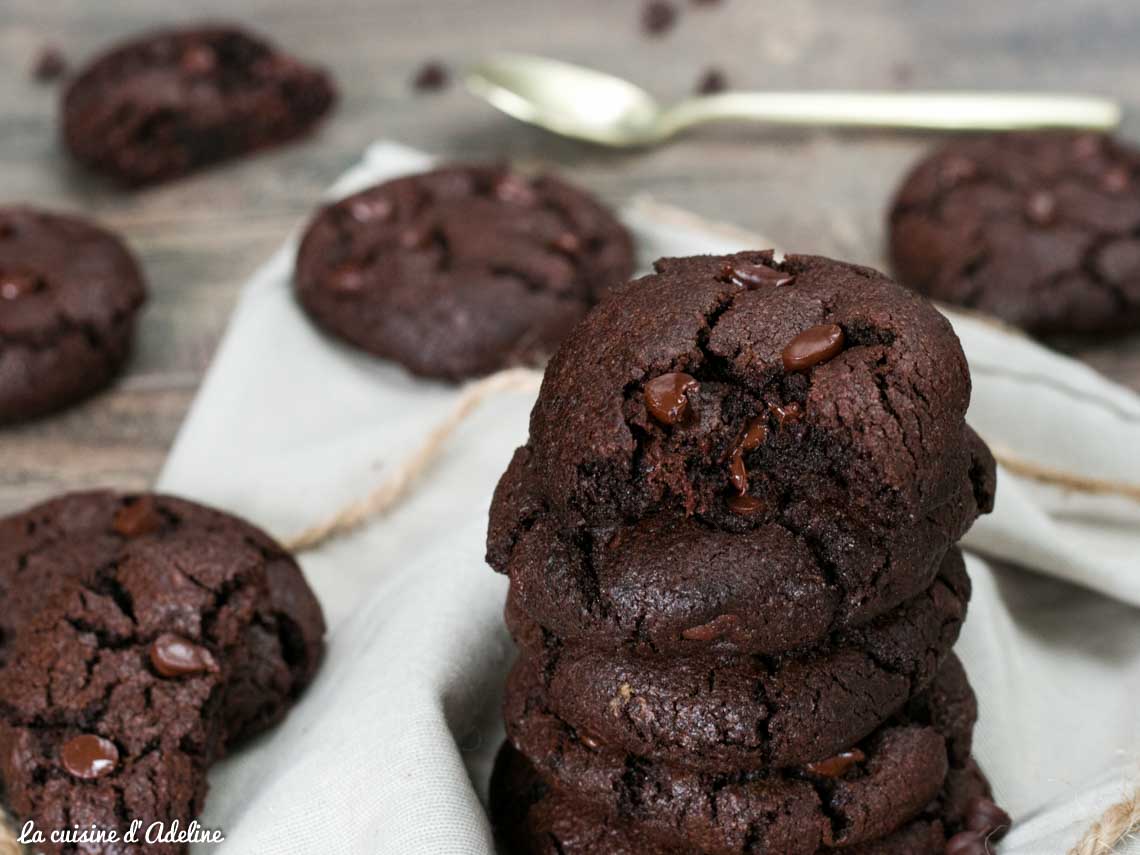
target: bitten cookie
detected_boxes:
[889,132,1140,334]
[0,491,325,854]
[507,551,970,773]
[293,164,635,380]
[62,25,336,185]
[501,657,978,855]
[0,206,147,424]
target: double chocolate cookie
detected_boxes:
[0,491,325,853]
[63,25,336,185]
[507,551,970,773]
[500,657,985,855]
[293,164,635,380]
[0,206,147,424]
[890,132,1140,334]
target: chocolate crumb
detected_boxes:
[32,45,67,82]
[642,1,678,35]
[695,67,728,95]
[412,61,449,93]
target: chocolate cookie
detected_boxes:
[493,433,990,657]
[487,251,992,562]
[0,491,325,853]
[489,743,992,855]
[62,25,336,186]
[508,554,969,773]
[501,657,977,855]
[889,132,1140,334]
[0,206,147,424]
[293,164,635,380]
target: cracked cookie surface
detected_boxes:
[500,656,979,855]
[294,164,635,380]
[889,131,1140,334]
[63,25,336,186]
[0,207,147,424]
[507,551,969,773]
[0,491,325,854]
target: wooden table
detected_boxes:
[3,0,1139,514]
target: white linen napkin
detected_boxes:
[158,142,1140,854]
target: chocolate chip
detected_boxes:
[782,324,844,372]
[577,730,602,750]
[681,613,740,642]
[150,634,218,678]
[180,44,217,76]
[695,68,727,95]
[945,831,988,855]
[112,497,163,538]
[940,155,977,186]
[642,0,678,35]
[552,232,582,255]
[769,401,803,426]
[32,45,67,82]
[727,494,765,515]
[494,174,537,206]
[412,61,449,93]
[1103,166,1131,193]
[739,416,767,451]
[965,796,1011,839]
[0,272,40,301]
[1024,190,1057,226]
[803,748,866,778]
[349,196,393,223]
[727,447,748,494]
[399,222,435,249]
[644,372,699,425]
[326,261,368,293]
[722,261,796,289]
[60,734,119,780]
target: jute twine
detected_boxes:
[1,366,1137,853]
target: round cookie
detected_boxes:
[489,743,991,855]
[502,660,968,855]
[889,132,1140,334]
[63,25,336,186]
[0,491,326,852]
[507,553,970,773]
[488,251,989,560]
[0,206,147,424]
[293,164,635,380]
[492,433,990,657]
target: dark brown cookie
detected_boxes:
[493,433,989,657]
[490,743,989,854]
[293,164,635,380]
[507,554,969,773]
[889,132,1140,334]
[487,251,992,567]
[501,657,979,855]
[0,206,146,424]
[0,491,325,853]
[62,24,336,186]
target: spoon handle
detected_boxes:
[658,92,1121,136]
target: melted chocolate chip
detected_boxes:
[412,61,449,93]
[965,796,1011,838]
[577,730,602,750]
[769,401,803,426]
[722,261,796,289]
[739,416,767,451]
[494,174,537,206]
[150,634,218,678]
[681,613,740,642]
[180,44,217,76]
[781,324,845,372]
[1024,190,1057,226]
[727,494,765,515]
[695,68,727,95]
[0,272,40,301]
[326,261,367,294]
[552,232,582,255]
[60,734,119,780]
[803,748,866,778]
[642,0,678,35]
[112,497,163,538]
[945,831,987,855]
[644,373,699,425]
[727,448,748,494]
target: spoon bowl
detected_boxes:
[467,53,1122,147]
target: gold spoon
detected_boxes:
[467,53,1121,147]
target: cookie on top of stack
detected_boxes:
[486,251,1008,853]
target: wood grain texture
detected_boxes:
[2,0,1139,514]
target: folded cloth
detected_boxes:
[153,143,1140,854]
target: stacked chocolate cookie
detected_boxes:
[487,251,1007,853]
